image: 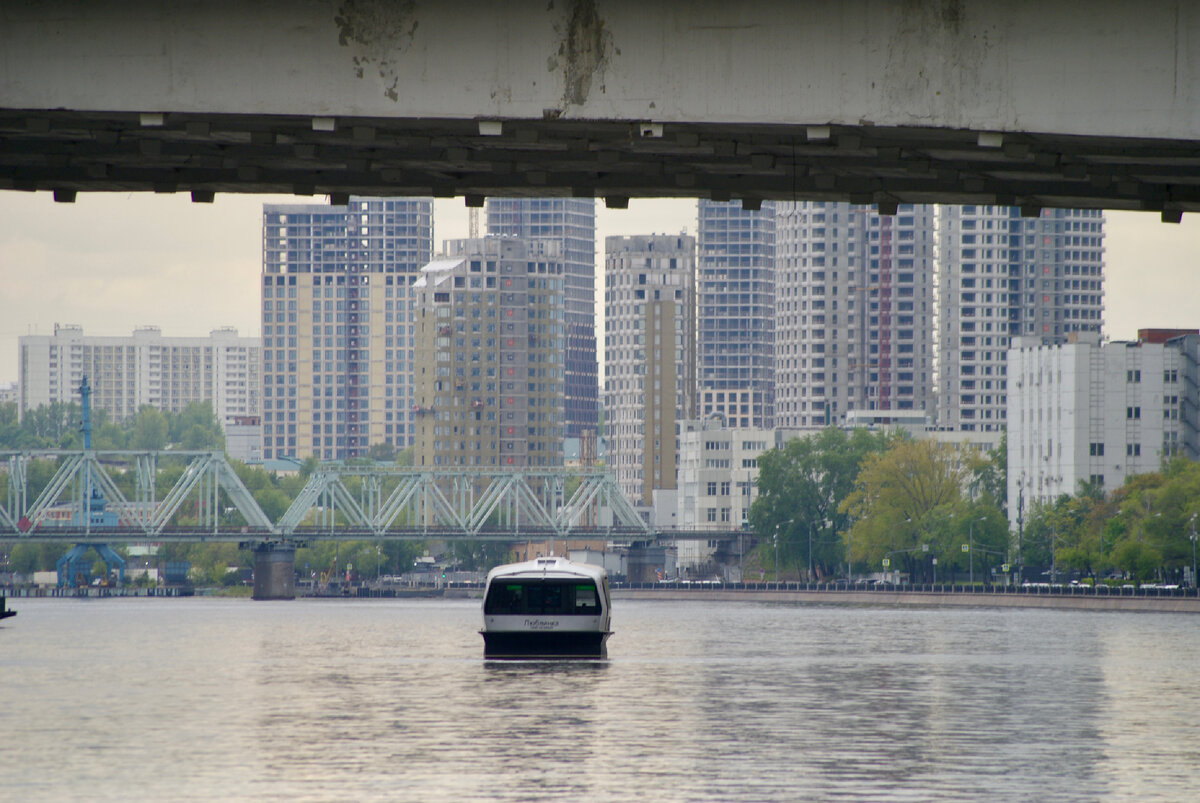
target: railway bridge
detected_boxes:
[1,449,743,597]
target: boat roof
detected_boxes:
[484,556,606,584]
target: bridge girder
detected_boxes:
[3,110,1199,216]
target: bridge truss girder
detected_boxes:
[278,467,649,540]
[1,454,650,543]
[0,450,276,540]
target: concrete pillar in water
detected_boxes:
[252,542,295,601]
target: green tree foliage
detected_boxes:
[445,539,511,572]
[749,427,894,580]
[367,441,397,462]
[168,402,224,450]
[1017,456,1200,585]
[129,406,169,450]
[18,401,81,447]
[0,400,224,452]
[841,438,1008,584]
[973,430,1007,508]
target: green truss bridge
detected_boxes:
[0,450,651,543]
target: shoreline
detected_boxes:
[613,587,1200,613]
[6,586,1199,613]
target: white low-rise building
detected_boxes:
[18,324,261,441]
[673,419,784,569]
[1006,330,1200,528]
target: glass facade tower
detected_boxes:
[697,200,776,429]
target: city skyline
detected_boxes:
[2,191,1200,389]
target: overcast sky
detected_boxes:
[2,191,1198,387]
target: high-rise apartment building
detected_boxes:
[261,197,432,460]
[486,198,597,439]
[18,324,259,426]
[412,237,565,469]
[697,200,776,428]
[604,234,697,506]
[775,202,936,428]
[938,206,1105,432]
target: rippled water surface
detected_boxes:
[3,597,1199,801]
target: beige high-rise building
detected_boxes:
[412,237,565,469]
[261,197,432,461]
[604,234,697,507]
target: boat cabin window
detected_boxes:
[484,579,601,616]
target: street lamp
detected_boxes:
[1015,478,1025,585]
[1190,514,1198,592]
[964,516,987,586]
[1050,527,1056,585]
[846,527,852,584]
[773,526,779,585]
[808,521,814,582]
[774,519,795,584]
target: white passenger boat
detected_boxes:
[480,556,612,659]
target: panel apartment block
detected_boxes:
[261,197,432,460]
[604,234,697,507]
[18,324,259,428]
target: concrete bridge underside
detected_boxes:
[3,1,1200,217]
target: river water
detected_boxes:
[2,596,1198,802]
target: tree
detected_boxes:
[841,439,981,582]
[129,406,169,450]
[168,402,224,450]
[749,427,893,580]
[19,401,80,447]
[367,441,396,462]
[972,430,1007,508]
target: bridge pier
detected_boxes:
[251,542,295,601]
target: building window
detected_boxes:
[1127,443,1141,457]
[1127,406,1141,419]
[1089,442,1104,456]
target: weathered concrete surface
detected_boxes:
[614,589,1200,613]
[251,542,296,601]
[3,0,1197,139]
[3,1,1200,210]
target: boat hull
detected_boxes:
[481,629,610,659]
